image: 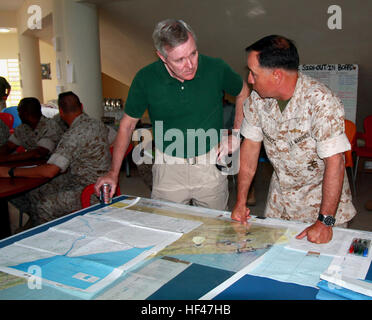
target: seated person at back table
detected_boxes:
[53,112,118,146]
[0,91,111,226]
[0,97,63,163]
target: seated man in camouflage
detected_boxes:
[53,112,117,145]
[0,97,63,162]
[0,91,111,226]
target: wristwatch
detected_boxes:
[318,213,336,227]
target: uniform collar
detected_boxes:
[280,72,303,121]
[33,115,48,131]
[69,112,86,129]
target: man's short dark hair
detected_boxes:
[18,97,42,118]
[58,91,82,113]
[245,35,299,71]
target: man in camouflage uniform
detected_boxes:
[0,97,63,163]
[0,91,111,226]
[53,112,117,145]
[232,35,356,244]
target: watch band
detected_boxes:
[318,213,336,227]
[8,167,15,178]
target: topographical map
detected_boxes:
[111,197,288,272]
[0,197,202,298]
[94,198,290,299]
[0,196,305,299]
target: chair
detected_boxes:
[16,146,26,153]
[0,112,14,131]
[344,119,356,195]
[80,144,129,208]
[1,106,21,128]
[81,183,121,208]
[353,115,372,189]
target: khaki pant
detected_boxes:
[151,149,229,211]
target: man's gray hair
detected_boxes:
[152,19,197,58]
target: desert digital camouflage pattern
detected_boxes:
[12,113,111,225]
[9,115,63,152]
[240,73,356,224]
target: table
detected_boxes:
[0,195,371,303]
[0,160,49,239]
[0,177,50,199]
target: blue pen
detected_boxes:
[363,247,368,257]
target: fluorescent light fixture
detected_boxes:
[0,28,11,33]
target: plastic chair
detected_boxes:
[81,183,121,208]
[353,115,372,189]
[344,119,356,195]
[81,144,131,208]
[1,106,21,128]
[0,112,14,131]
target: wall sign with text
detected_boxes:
[299,64,358,123]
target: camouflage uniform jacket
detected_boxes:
[53,113,117,145]
[9,115,63,152]
[47,112,111,187]
[240,73,356,224]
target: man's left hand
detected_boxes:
[217,134,240,161]
[296,220,333,244]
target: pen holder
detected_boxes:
[348,238,371,257]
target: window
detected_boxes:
[0,59,22,107]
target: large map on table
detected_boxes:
[0,198,201,298]
[0,197,287,299]
[95,198,289,299]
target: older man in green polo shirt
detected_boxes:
[95,19,249,210]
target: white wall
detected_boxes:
[0,33,18,59]
[39,39,57,103]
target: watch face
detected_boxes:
[324,216,335,226]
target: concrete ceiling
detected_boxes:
[96,0,273,75]
[94,0,372,75]
[78,0,131,4]
[2,0,371,74]
[0,0,24,11]
[0,0,126,11]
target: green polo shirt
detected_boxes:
[125,54,243,157]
